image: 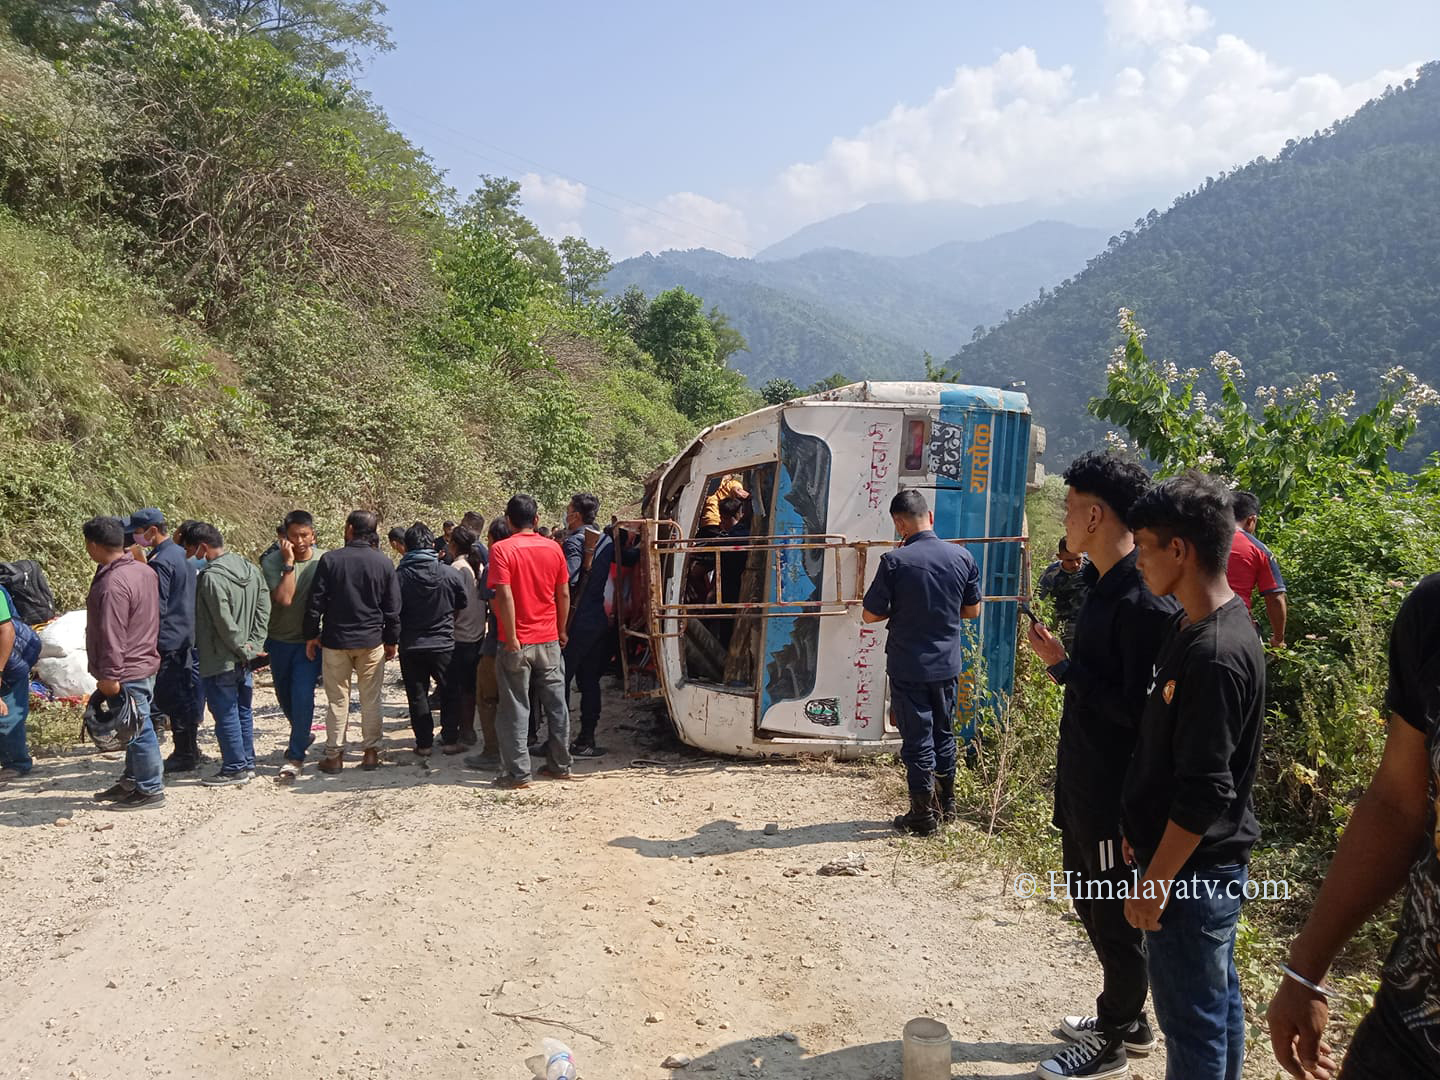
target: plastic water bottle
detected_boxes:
[542,1038,577,1080]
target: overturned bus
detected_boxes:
[613,381,1042,759]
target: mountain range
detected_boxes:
[604,221,1110,388]
[953,60,1440,464]
[611,62,1440,468]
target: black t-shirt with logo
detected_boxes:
[1376,574,1440,1058]
[1121,595,1266,871]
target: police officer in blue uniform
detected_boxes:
[862,489,983,835]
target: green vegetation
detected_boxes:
[954,63,1440,466]
[0,1,753,607]
[604,222,1107,392]
[949,321,1440,1045]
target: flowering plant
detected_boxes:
[1092,309,1439,519]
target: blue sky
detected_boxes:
[360,0,1440,257]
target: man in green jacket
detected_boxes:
[190,523,270,786]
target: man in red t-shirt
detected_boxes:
[486,493,573,788]
[1225,491,1287,648]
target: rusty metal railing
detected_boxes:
[609,519,1030,699]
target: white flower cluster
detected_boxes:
[1210,350,1245,382]
[1254,386,1278,408]
[1192,390,1208,411]
[1104,431,1137,454]
[1195,450,1222,470]
[1382,367,1440,420]
[1105,344,1127,376]
[1115,308,1147,341]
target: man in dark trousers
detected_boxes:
[861,489,982,836]
[1027,452,1177,1080]
[125,508,203,774]
[84,516,165,811]
[562,492,638,758]
[304,510,401,773]
[395,522,468,756]
[1267,572,1439,1079]
[1123,472,1266,1080]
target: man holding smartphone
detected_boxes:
[1027,452,1178,1080]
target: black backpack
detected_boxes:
[0,560,56,625]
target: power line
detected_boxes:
[386,105,756,255]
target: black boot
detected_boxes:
[893,788,938,836]
[935,772,956,824]
[164,725,199,774]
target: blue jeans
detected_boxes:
[267,639,320,761]
[890,677,958,795]
[0,678,32,773]
[122,676,163,795]
[1145,862,1247,1080]
[203,666,255,774]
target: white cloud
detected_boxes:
[762,37,1414,237]
[519,172,587,240]
[611,7,1418,257]
[1105,0,1213,46]
[620,192,751,257]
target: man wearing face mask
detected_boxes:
[125,507,204,774]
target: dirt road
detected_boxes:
[0,676,1177,1079]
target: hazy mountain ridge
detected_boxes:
[606,221,1109,389]
[953,62,1440,463]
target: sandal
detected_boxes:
[277,760,302,782]
[440,743,464,755]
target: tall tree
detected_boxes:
[760,377,801,405]
[807,372,852,393]
[3,0,393,70]
[461,176,562,285]
[636,287,717,384]
[558,236,613,305]
[706,305,748,364]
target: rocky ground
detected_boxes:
[0,670,1228,1079]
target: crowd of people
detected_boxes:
[863,455,1436,1080]
[0,448,1435,1079]
[0,492,635,809]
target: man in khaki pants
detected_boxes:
[303,510,401,772]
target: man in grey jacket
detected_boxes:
[189,523,270,786]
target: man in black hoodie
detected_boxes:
[1027,452,1178,1080]
[395,522,468,756]
[304,510,401,773]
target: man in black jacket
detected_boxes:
[1123,472,1265,1080]
[304,510,401,773]
[126,507,205,774]
[395,522,468,756]
[562,493,639,758]
[1027,453,1177,1080]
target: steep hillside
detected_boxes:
[955,62,1440,463]
[0,12,705,605]
[606,221,1107,388]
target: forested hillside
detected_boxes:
[605,221,1107,389]
[0,0,754,604]
[954,62,1440,463]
